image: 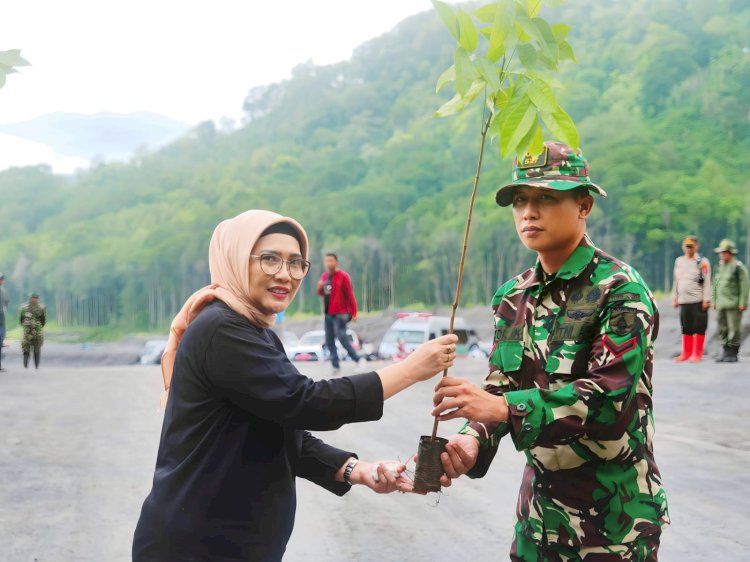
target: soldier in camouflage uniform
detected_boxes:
[712,239,749,362]
[432,142,669,561]
[19,293,46,369]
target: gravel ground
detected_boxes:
[0,355,748,562]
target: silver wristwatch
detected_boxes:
[343,458,359,485]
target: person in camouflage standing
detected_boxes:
[430,142,669,561]
[19,293,46,369]
[712,239,749,363]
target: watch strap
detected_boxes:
[343,458,359,485]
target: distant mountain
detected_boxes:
[0,111,192,162]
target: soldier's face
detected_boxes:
[511,186,590,253]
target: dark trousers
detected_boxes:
[717,307,742,348]
[679,302,708,335]
[324,314,359,368]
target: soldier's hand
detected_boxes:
[672,297,679,309]
[432,376,508,423]
[440,434,479,483]
[740,305,748,312]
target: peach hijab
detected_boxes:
[160,209,308,408]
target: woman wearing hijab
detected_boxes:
[133,210,458,561]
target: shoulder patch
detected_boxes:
[609,306,638,336]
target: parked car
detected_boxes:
[139,339,168,365]
[377,312,473,360]
[286,329,361,362]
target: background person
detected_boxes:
[0,273,7,372]
[19,293,46,369]
[133,210,457,561]
[712,239,749,363]
[317,252,362,373]
[430,142,668,561]
[671,235,711,362]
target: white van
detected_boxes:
[377,312,473,359]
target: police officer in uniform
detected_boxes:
[431,142,669,561]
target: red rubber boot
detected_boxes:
[689,334,705,362]
[675,334,694,362]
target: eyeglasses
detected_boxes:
[250,254,310,280]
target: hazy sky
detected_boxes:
[0,0,435,126]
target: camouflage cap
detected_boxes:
[29,292,39,298]
[714,239,738,254]
[496,141,607,207]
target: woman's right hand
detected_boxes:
[403,333,458,382]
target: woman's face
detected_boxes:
[247,233,303,315]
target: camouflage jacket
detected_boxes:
[19,302,46,337]
[459,236,669,548]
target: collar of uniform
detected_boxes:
[556,235,596,280]
[517,235,596,290]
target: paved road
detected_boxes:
[0,358,747,561]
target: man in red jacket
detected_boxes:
[317,253,362,373]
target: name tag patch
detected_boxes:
[609,292,641,304]
[495,325,524,341]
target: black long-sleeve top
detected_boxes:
[132,301,384,561]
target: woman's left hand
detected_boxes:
[350,460,412,493]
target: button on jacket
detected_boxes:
[460,236,669,549]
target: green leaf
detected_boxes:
[454,47,474,96]
[435,93,469,117]
[499,92,536,156]
[559,40,577,62]
[436,65,455,93]
[488,111,502,140]
[518,17,558,62]
[476,55,502,92]
[457,9,479,52]
[550,23,573,40]
[488,1,516,62]
[525,0,543,17]
[513,69,563,89]
[474,3,498,23]
[0,49,31,67]
[527,79,557,112]
[434,80,486,117]
[432,0,460,41]
[516,43,537,69]
[516,118,544,156]
[541,105,579,149]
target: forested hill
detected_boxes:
[0,0,748,331]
